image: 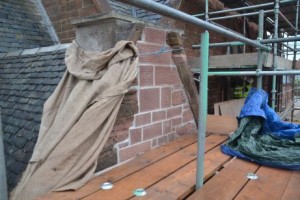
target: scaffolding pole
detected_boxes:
[0,111,8,200]
[192,36,300,48]
[115,0,270,51]
[209,10,273,21]
[261,36,300,44]
[272,0,280,109]
[196,0,209,190]
[257,10,264,89]
[292,0,300,122]
[279,11,297,31]
[206,70,300,76]
[196,31,209,190]
[193,0,297,17]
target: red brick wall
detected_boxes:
[42,0,99,43]
[115,27,197,163]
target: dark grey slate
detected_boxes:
[0,48,66,192]
[0,0,54,53]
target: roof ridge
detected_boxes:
[0,43,71,58]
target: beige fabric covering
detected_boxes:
[11,40,138,200]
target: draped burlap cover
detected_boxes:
[11,41,138,200]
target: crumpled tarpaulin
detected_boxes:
[221,88,300,170]
[11,41,138,200]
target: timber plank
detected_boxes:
[235,166,292,200]
[281,171,300,200]
[167,32,200,128]
[187,158,259,200]
[130,144,231,200]
[207,115,237,134]
[39,134,198,200]
[82,134,228,200]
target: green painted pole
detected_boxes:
[207,70,300,76]
[0,111,8,200]
[196,31,209,190]
[192,41,245,48]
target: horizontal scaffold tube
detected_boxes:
[261,36,300,43]
[193,36,300,48]
[194,0,297,17]
[193,41,245,48]
[209,10,273,21]
[115,0,270,51]
[205,70,300,76]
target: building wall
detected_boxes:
[41,0,99,43]
[115,27,197,163]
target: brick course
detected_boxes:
[117,26,197,163]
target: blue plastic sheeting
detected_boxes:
[221,88,300,170]
[240,88,300,140]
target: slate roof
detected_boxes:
[0,0,54,53]
[109,0,170,24]
[0,44,69,191]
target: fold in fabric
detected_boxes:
[222,88,300,170]
[11,41,138,200]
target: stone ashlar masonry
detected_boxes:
[115,26,197,163]
[42,0,99,43]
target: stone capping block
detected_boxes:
[37,45,60,53]
[21,48,40,55]
[2,43,71,58]
[0,53,7,58]
[57,43,71,50]
[71,12,184,34]
[5,50,23,57]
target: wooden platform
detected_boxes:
[189,53,293,71]
[39,132,300,200]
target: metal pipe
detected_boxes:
[257,10,264,89]
[272,0,280,109]
[282,43,297,52]
[243,0,246,53]
[261,36,300,44]
[192,41,245,48]
[292,0,299,122]
[196,31,209,190]
[294,0,299,62]
[193,0,297,17]
[209,10,274,21]
[205,0,208,22]
[279,11,297,31]
[193,36,300,48]
[0,111,8,200]
[115,0,270,51]
[206,70,300,76]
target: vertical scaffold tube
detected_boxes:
[0,111,8,200]
[196,31,209,190]
[257,10,264,89]
[272,0,280,109]
[292,0,299,122]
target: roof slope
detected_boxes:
[0,0,54,53]
[0,46,67,191]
